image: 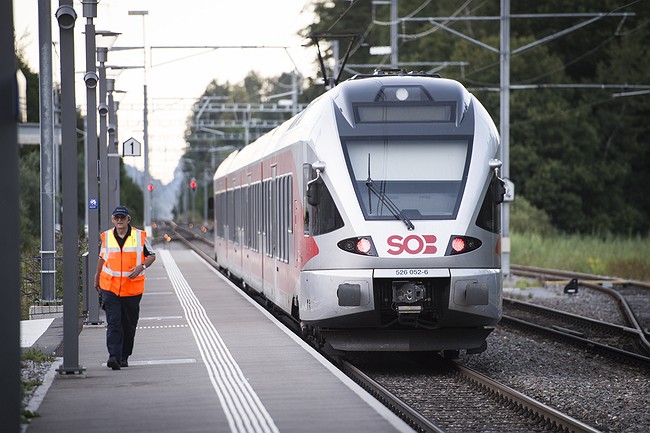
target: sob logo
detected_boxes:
[387,234,437,255]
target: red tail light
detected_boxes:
[451,237,466,253]
[337,236,378,256]
[446,236,482,255]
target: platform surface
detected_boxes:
[25,242,414,433]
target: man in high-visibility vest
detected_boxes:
[94,206,156,370]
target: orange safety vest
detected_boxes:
[99,228,147,297]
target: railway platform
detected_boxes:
[24,242,414,433]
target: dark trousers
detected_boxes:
[101,290,142,361]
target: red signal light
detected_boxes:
[147,183,154,191]
[190,179,197,190]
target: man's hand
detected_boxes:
[128,264,145,279]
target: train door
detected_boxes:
[272,171,281,303]
[277,173,293,313]
[230,179,243,277]
[271,166,279,301]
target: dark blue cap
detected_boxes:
[112,206,130,217]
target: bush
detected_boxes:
[509,196,557,236]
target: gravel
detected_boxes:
[21,356,57,420]
[455,275,650,433]
[460,327,650,433]
[503,275,626,325]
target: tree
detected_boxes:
[119,162,144,227]
[301,0,650,235]
[178,72,306,222]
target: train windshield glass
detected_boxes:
[344,139,469,219]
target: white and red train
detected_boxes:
[213,70,505,355]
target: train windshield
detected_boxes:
[343,139,470,220]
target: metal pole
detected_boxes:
[39,0,56,302]
[184,184,188,225]
[390,0,398,68]
[107,78,119,213]
[0,0,21,428]
[143,81,151,232]
[56,0,84,374]
[500,0,511,276]
[114,100,121,207]
[98,47,109,230]
[82,0,101,324]
[130,10,151,235]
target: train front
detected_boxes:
[299,73,505,355]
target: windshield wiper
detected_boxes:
[366,154,415,231]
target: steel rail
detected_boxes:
[455,364,603,433]
[504,297,647,347]
[500,311,650,366]
[339,360,446,433]
[510,265,650,354]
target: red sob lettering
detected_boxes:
[387,235,437,255]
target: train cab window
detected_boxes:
[303,164,344,236]
[343,138,470,220]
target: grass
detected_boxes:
[511,232,650,282]
[21,349,54,423]
[22,348,55,363]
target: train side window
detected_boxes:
[234,187,242,245]
[244,185,251,248]
[227,189,235,241]
[282,174,293,263]
[215,191,225,238]
[476,174,504,233]
[263,179,273,257]
[252,183,260,252]
[303,164,344,236]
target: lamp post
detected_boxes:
[96,30,120,231]
[106,78,120,214]
[56,0,84,374]
[39,0,56,303]
[82,0,101,324]
[128,10,152,236]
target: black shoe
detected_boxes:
[107,356,121,370]
[120,358,129,368]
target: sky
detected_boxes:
[13,0,317,184]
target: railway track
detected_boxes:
[509,265,650,362]
[342,356,601,433]
[502,300,650,365]
[167,223,608,433]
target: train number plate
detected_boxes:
[374,269,450,278]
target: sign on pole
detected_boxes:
[123,137,141,156]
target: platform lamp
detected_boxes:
[82,0,101,325]
[56,0,85,375]
[95,30,120,231]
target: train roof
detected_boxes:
[214,72,475,179]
